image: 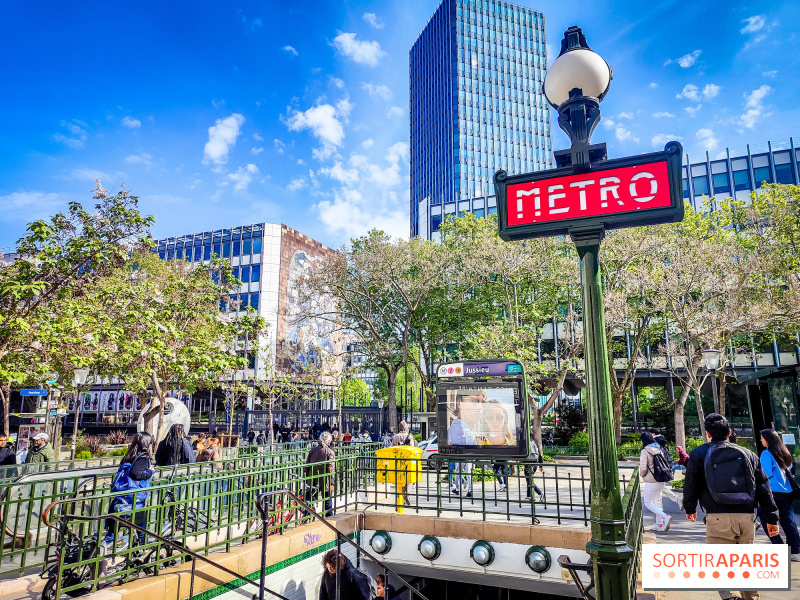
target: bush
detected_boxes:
[76,450,93,460]
[671,480,684,490]
[685,437,704,453]
[542,454,555,463]
[568,431,589,454]
[85,436,103,457]
[106,430,129,445]
[106,448,127,457]
[616,441,642,460]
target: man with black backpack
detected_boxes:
[684,413,779,600]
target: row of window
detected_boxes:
[430,205,498,233]
[221,292,260,312]
[682,156,798,198]
[157,237,263,262]
[231,265,261,283]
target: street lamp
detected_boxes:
[70,367,90,460]
[702,349,723,413]
[543,25,612,170]
[377,398,385,435]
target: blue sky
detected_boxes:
[1,0,796,249]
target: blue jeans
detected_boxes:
[760,491,800,554]
[493,462,507,486]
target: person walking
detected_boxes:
[102,432,155,551]
[655,435,683,510]
[305,431,335,517]
[155,424,195,466]
[0,433,16,466]
[684,413,780,600]
[318,550,371,600]
[25,432,55,465]
[639,432,672,532]
[525,435,544,501]
[256,430,267,445]
[757,428,800,561]
[246,428,256,445]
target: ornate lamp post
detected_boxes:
[543,26,632,600]
[702,348,722,413]
[69,367,90,460]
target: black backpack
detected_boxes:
[401,434,412,446]
[649,451,673,482]
[703,442,756,504]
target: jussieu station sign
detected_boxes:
[495,141,685,240]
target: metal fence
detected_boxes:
[622,471,643,600]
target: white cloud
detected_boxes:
[282,45,298,56]
[684,104,702,116]
[314,188,406,240]
[361,139,374,149]
[203,113,245,166]
[0,191,64,221]
[297,159,305,165]
[653,111,675,118]
[287,177,307,191]
[702,84,721,100]
[740,85,773,129]
[228,164,259,191]
[651,133,682,149]
[121,116,141,129]
[649,82,658,89]
[362,83,392,100]
[253,133,264,141]
[124,153,152,166]
[386,106,404,118]
[251,147,264,155]
[336,98,354,118]
[676,84,700,101]
[614,126,639,143]
[285,103,347,152]
[362,12,384,29]
[273,139,286,154]
[212,99,226,109]
[331,77,345,89]
[319,161,360,186]
[697,128,718,151]
[740,15,765,34]
[665,50,701,68]
[618,112,633,120]
[52,134,84,149]
[762,70,777,79]
[332,32,385,66]
[53,119,88,149]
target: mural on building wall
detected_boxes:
[277,226,342,384]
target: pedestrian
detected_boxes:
[639,432,673,532]
[375,574,396,600]
[155,424,194,467]
[318,549,371,600]
[197,437,220,462]
[655,435,682,510]
[391,421,417,506]
[256,430,267,444]
[102,432,155,552]
[0,433,16,466]
[757,428,800,561]
[305,431,336,517]
[683,413,780,600]
[382,430,392,448]
[247,428,256,445]
[25,432,55,464]
[525,435,544,501]
[343,430,352,443]
[675,444,689,473]
[192,433,206,452]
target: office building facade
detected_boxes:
[410,0,553,239]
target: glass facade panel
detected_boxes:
[682,177,689,198]
[175,247,183,260]
[233,240,241,256]
[251,265,261,282]
[753,166,772,187]
[223,242,231,258]
[240,265,251,283]
[243,239,252,255]
[733,169,751,191]
[213,243,221,258]
[203,245,211,261]
[474,208,485,218]
[253,237,262,254]
[712,172,730,194]
[692,175,709,196]
[775,163,794,184]
[232,266,240,281]
[430,214,442,233]
[250,292,259,311]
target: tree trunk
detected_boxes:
[269,394,275,444]
[531,408,544,454]
[694,385,706,441]
[387,368,399,431]
[717,374,727,418]
[612,389,625,444]
[673,385,692,448]
[0,383,10,437]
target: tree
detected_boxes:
[0,181,153,435]
[339,377,370,407]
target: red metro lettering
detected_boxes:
[506,161,671,227]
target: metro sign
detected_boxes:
[495,142,684,240]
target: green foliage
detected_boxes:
[671,479,684,490]
[105,448,127,457]
[75,451,93,460]
[541,453,555,463]
[339,377,370,407]
[685,437,704,452]
[568,431,589,454]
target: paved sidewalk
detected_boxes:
[643,491,799,600]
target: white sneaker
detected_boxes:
[650,523,662,532]
[499,484,506,492]
[678,497,684,511]
[662,515,672,532]
[791,553,800,562]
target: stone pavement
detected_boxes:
[643,490,800,600]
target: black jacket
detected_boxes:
[0,445,16,466]
[155,438,195,466]
[683,441,778,524]
[319,556,371,600]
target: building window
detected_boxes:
[253,236,262,254]
[241,265,251,283]
[474,208,485,218]
[213,243,221,258]
[203,245,211,261]
[692,175,709,196]
[775,163,794,184]
[712,173,730,194]
[251,265,261,282]
[193,246,201,261]
[223,242,231,258]
[488,205,497,216]
[158,251,166,260]
[250,292,259,311]
[430,214,442,233]
[682,178,689,198]
[753,166,772,187]
[175,246,183,260]
[732,169,751,191]
[243,239,252,255]
[167,248,174,260]
[233,240,241,256]
[232,266,240,281]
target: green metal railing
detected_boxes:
[622,471,643,600]
[0,442,382,577]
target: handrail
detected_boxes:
[41,504,291,600]
[256,489,430,600]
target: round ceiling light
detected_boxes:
[470,540,495,567]
[418,536,441,561]
[370,531,392,555]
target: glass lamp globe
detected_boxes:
[370,531,391,554]
[470,541,495,566]
[420,540,437,559]
[544,48,612,108]
[525,547,552,573]
[702,349,722,371]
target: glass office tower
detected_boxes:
[410,0,553,239]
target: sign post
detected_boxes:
[494,26,684,600]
